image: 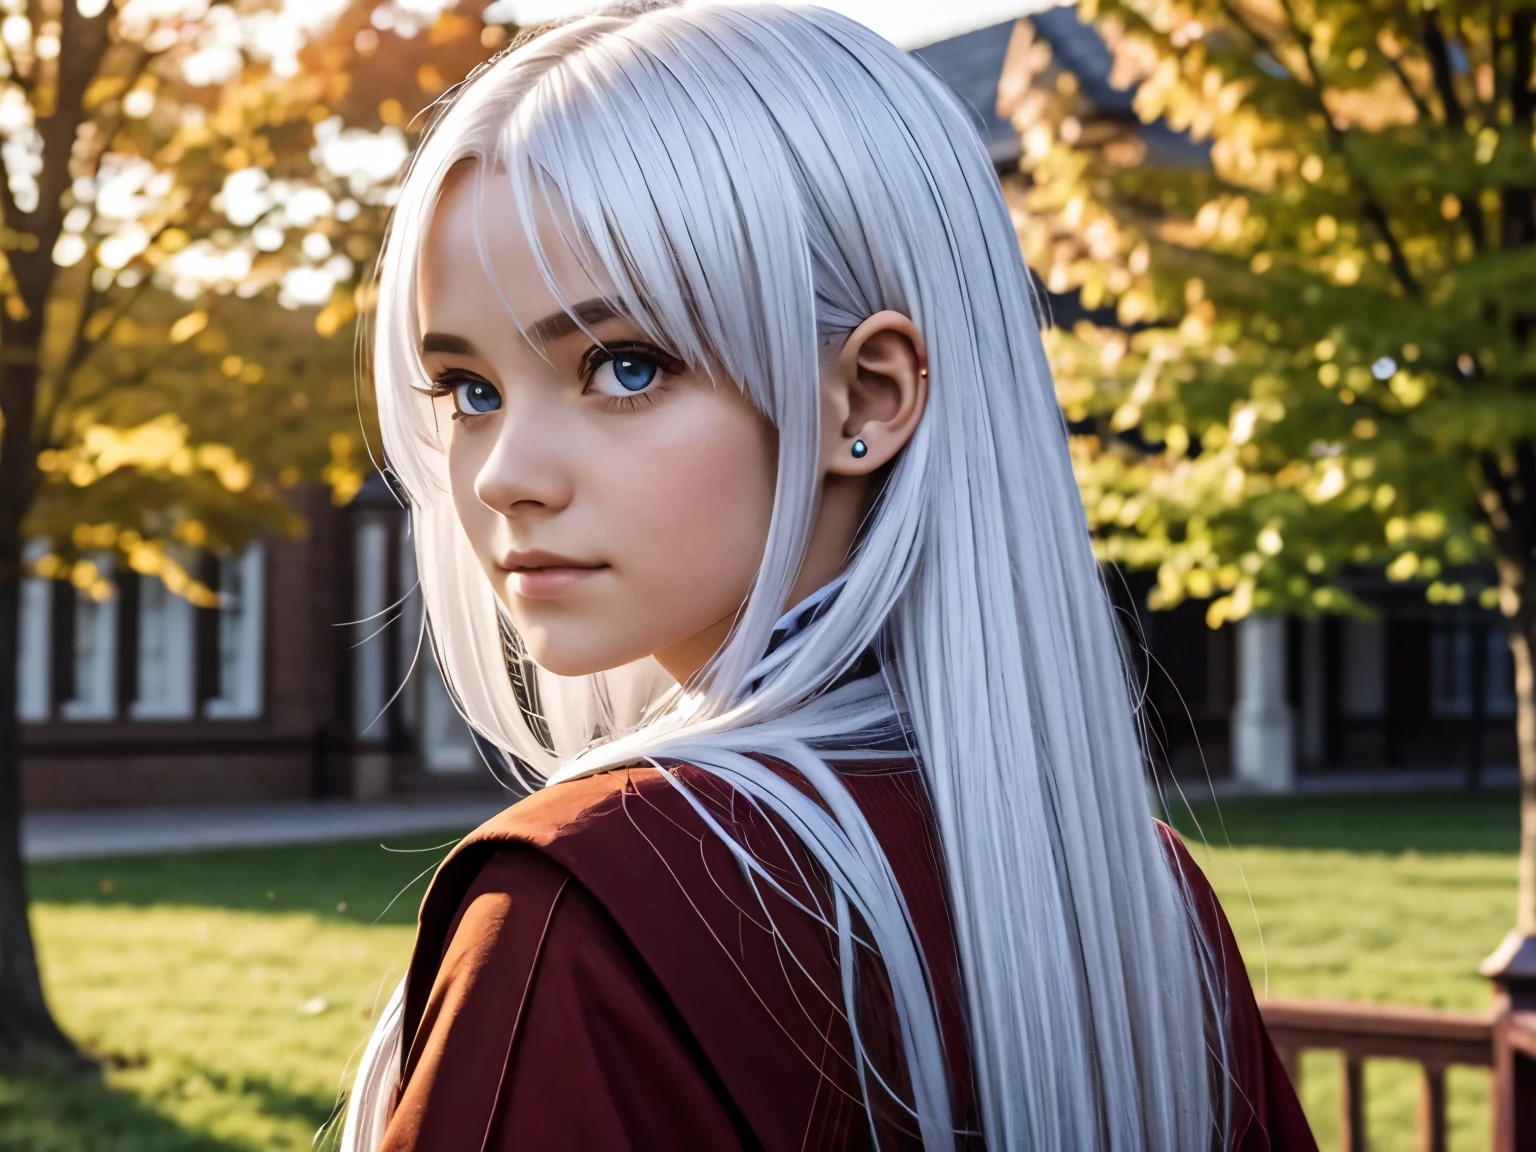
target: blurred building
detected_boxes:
[1116,573,1519,792]
[14,477,490,808]
[10,16,1518,807]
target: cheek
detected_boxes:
[445,420,502,573]
[623,427,772,570]
[591,390,777,626]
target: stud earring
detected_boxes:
[851,438,868,459]
[919,367,928,377]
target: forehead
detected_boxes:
[417,164,608,334]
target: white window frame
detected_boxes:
[395,525,474,773]
[16,540,51,722]
[60,553,117,721]
[204,543,266,720]
[420,647,477,773]
[130,568,196,720]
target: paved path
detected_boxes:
[22,795,514,863]
[23,766,1519,863]
[1203,763,1518,800]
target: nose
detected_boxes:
[472,392,574,516]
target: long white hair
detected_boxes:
[343,3,1225,1149]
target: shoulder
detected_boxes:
[390,845,591,1138]
[398,764,867,1150]
[458,763,674,854]
[387,839,761,1151]
[416,767,686,943]
[402,768,686,1036]
[409,760,830,1035]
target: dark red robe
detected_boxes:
[381,760,1317,1151]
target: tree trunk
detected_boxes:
[0,320,86,1069]
[1477,446,1536,939]
[0,0,125,1069]
[1512,591,1536,935]
[0,547,85,1068]
[1489,444,1536,936]
[1481,446,1536,1018]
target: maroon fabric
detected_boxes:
[381,762,1316,1151]
[1160,828,1319,1152]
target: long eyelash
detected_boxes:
[413,370,466,397]
[415,370,490,422]
[600,392,660,413]
[579,340,687,386]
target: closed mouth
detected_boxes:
[500,550,607,573]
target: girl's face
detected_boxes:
[417,170,778,681]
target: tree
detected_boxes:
[1000,2,1535,927]
[0,0,491,1065]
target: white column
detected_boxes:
[351,519,393,800]
[352,521,389,739]
[1231,614,1296,792]
[397,527,421,733]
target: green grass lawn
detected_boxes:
[0,788,1523,1151]
[3,829,466,1151]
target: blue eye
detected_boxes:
[589,353,659,396]
[452,378,501,415]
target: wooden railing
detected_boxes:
[1491,1009,1536,1151]
[1259,998,1495,1152]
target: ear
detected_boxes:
[822,310,929,478]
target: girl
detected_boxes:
[343,2,1316,1149]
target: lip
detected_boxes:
[499,550,608,600]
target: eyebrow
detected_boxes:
[418,296,627,360]
[527,296,625,344]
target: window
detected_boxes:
[392,524,474,772]
[1432,623,1518,719]
[130,571,195,720]
[1429,626,1474,717]
[419,648,477,773]
[1488,632,1517,718]
[204,544,265,719]
[60,554,117,721]
[1339,619,1386,718]
[16,541,50,721]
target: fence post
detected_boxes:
[1341,1054,1366,1152]
[1418,1064,1447,1152]
[1481,929,1536,1151]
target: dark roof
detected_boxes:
[912,21,1022,169]
[915,5,1207,172]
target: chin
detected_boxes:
[517,625,649,680]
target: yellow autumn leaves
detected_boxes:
[36,415,253,494]
[31,525,217,606]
